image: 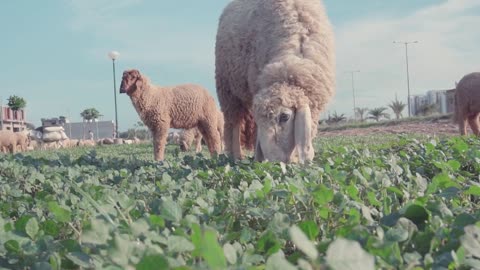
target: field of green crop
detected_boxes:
[1,134,480,270]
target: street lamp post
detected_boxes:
[394,41,419,117]
[346,70,360,121]
[108,51,120,138]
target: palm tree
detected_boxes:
[327,111,347,125]
[80,108,102,139]
[355,107,369,122]
[7,95,27,130]
[368,107,390,122]
[388,98,406,120]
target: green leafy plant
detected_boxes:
[0,135,479,269]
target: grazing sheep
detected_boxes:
[167,131,180,145]
[14,131,30,152]
[0,130,17,153]
[454,72,480,136]
[179,127,204,152]
[120,69,222,161]
[179,110,224,153]
[77,139,96,147]
[62,139,79,148]
[215,0,336,163]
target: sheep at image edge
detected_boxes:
[215,0,336,163]
[120,69,222,161]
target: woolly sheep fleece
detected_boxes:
[215,0,335,163]
[180,109,225,153]
[455,72,480,136]
[120,69,221,161]
[0,130,18,153]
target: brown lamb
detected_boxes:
[454,72,480,136]
[120,69,221,161]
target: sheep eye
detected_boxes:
[279,113,290,123]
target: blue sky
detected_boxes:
[1,0,479,129]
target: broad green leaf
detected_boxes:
[447,160,461,171]
[465,186,480,197]
[223,243,237,265]
[42,220,60,237]
[15,215,33,234]
[80,218,110,245]
[266,251,297,270]
[65,252,94,268]
[460,225,480,258]
[25,217,39,240]
[136,255,169,270]
[4,240,21,254]
[149,214,165,228]
[257,231,281,256]
[47,201,72,223]
[167,235,195,253]
[49,252,62,270]
[202,229,227,270]
[32,262,53,270]
[289,225,318,260]
[403,204,428,227]
[160,198,182,223]
[191,223,203,257]
[298,220,319,240]
[319,207,330,220]
[326,238,374,270]
[312,184,334,206]
[346,185,360,201]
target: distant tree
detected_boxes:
[7,95,27,122]
[388,98,406,120]
[80,108,102,139]
[327,111,347,125]
[80,108,102,121]
[417,103,438,116]
[368,107,390,122]
[355,107,369,122]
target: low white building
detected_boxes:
[409,89,455,116]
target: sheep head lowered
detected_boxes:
[253,83,314,164]
[120,69,144,95]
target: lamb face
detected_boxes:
[120,69,143,95]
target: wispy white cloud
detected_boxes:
[329,0,480,118]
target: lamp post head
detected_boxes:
[108,51,120,60]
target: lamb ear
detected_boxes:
[254,137,264,162]
[135,76,143,89]
[294,106,314,164]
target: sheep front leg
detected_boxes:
[232,123,243,160]
[468,114,480,136]
[459,116,468,136]
[152,128,169,161]
[194,137,202,153]
[198,122,221,156]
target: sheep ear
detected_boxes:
[294,106,314,164]
[135,76,143,89]
[254,137,264,162]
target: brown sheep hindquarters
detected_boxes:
[455,72,480,136]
